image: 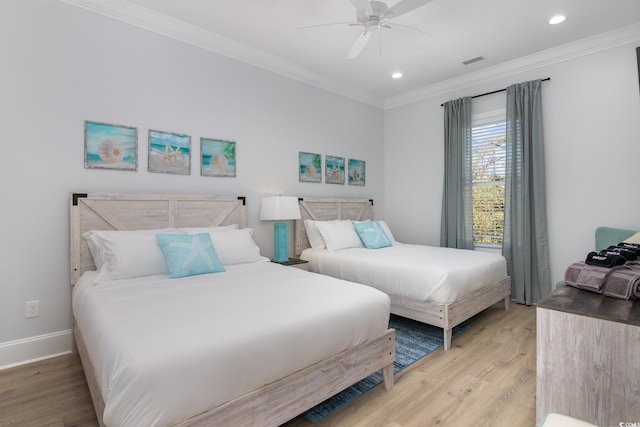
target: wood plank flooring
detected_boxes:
[0,302,535,427]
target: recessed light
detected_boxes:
[391,72,402,79]
[548,14,566,25]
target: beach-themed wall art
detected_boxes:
[148,129,191,175]
[84,120,137,171]
[299,152,322,183]
[348,158,366,186]
[325,155,345,184]
[636,46,639,94]
[201,138,236,177]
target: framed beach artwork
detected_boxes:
[348,158,366,186]
[148,129,191,175]
[84,120,137,171]
[201,138,236,177]
[325,155,345,185]
[636,46,640,94]
[299,152,322,183]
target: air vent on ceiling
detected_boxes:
[462,56,485,66]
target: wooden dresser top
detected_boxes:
[537,284,640,326]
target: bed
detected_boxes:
[294,198,511,351]
[70,193,395,427]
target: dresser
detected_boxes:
[536,285,640,426]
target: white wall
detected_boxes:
[0,0,385,366]
[2,1,638,368]
[384,41,640,288]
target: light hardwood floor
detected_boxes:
[0,302,535,427]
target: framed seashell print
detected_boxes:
[84,120,137,171]
[348,158,366,186]
[325,155,345,184]
[201,138,236,177]
[148,129,191,175]
[299,152,322,183]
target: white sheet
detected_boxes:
[301,243,507,305]
[72,262,390,427]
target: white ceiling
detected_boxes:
[64,0,640,107]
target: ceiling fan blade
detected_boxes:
[295,22,356,32]
[350,0,372,16]
[385,0,433,19]
[347,31,372,59]
[390,22,432,39]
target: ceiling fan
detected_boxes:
[299,0,433,59]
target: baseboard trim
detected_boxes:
[0,330,73,370]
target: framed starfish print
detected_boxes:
[325,155,345,184]
[148,129,191,175]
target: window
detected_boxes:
[472,111,506,246]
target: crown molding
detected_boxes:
[60,0,386,108]
[59,1,639,111]
[384,23,640,109]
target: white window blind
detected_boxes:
[472,117,506,246]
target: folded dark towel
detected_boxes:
[617,242,640,255]
[585,251,626,268]
[605,246,638,261]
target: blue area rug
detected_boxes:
[302,315,469,422]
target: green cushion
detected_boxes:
[595,227,638,251]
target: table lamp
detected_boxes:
[260,196,301,263]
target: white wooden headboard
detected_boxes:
[294,198,373,257]
[69,192,247,285]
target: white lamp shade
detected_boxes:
[260,196,301,221]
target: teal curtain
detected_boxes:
[503,80,551,305]
[440,97,473,249]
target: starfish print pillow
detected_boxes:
[156,233,225,278]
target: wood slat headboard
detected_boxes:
[294,198,373,257]
[70,193,247,285]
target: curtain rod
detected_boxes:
[440,77,551,107]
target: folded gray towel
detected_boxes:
[565,262,612,293]
[602,264,640,299]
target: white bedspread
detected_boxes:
[72,262,390,427]
[301,243,507,305]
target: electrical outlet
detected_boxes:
[25,300,39,318]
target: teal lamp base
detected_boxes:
[273,221,289,263]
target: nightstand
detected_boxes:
[272,258,309,271]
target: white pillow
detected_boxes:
[83,229,176,281]
[315,220,363,251]
[208,228,269,265]
[378,220,397,244]
[623,232,640,244]
[304,220,326,250]
[177,224,239,233]
[304,219,368,249]
[83,231,107,271]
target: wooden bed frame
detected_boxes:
[294,197,511,351]
[70,192,395,427]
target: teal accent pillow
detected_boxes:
[353,221,392,249]
[155,233,225,278]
